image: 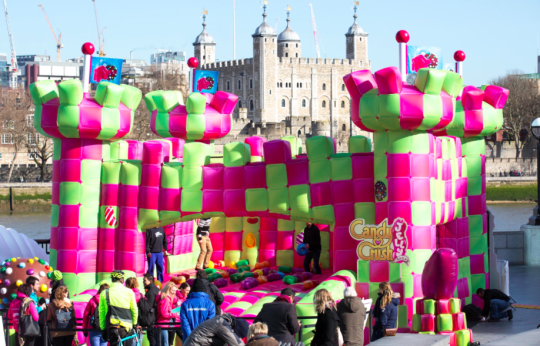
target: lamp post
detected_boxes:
[530,117,540,225]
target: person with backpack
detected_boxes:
[183,313,249,346]
[83,283,110,346]
[8,284,39,346]
[192,270,224,315]
[131,277,156,338]
[26,277,43,313]
[98,270,138,346]
[143,274,160,346]
[180,284,215,342]
[47,285,76,346]
[156,282,181,346]
[146,226,170,282]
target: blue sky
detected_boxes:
[2,0,539,86]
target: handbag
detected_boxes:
[383,327,397,337]
[20,298,41,338]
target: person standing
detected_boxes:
[476,288,513,321]
[8,284,39,346]
[25,277,43,313]
[336,287,366,346]
[47,286,76,346]
[253,288,300,345]
[83,283,110,346]
[311,289,339,346]
[195,218,213,270]
[183,313,249,346]
[125,278,142,303]
[50,270,68,300]
[371,282,399,342]
[192,270,224,315]
[156,282,181,346]
[98,270,138,346]
[146,226,169,283]
[144,274,160,346]
[180,286,215,342]
[303,222,322,275]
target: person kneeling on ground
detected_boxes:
[246,322,279,346]
[477,288,513,321]
[183,313,249,346]
[254,288,300,345]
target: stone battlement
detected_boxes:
[203,58,254,69]
[278,57,358,65]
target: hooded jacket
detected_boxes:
[8,292,39,332]
[181,292,216,341]
[253,295,300,345]
[192,278,224,315]
[337,297,366,346]
[183,313,245,346]
[82,293,101,332]
[156,294,180,324]
[373,294,399,330]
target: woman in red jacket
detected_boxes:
[8,284,39,346]
[126,278,142,303]
[157,282,181,346]
[82,283,110,346]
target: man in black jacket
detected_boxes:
[144,273,161,346]
[192,270,224,315]
[146,226,169,282]
[303,222,322,274]
[254,288,300,345]
[477,288,513,321]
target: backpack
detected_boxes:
[137,293,156,327]
[92,300,101,330]
[462,304,483,322]
[54,306,74,330]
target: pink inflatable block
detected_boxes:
[461,86,484,111]
[203,190,224,213]
[412,226,435,250]
[414,274,423,297]
[56,227,78,250]
[400,92,424,130]
[334,204,355,228]
[259,231,277,250]
[52,182,60,205]
[224,307,245,316]
[223,189,246,215]
[353,179,375,203]
[286,159,309,186]
[58,205,80,227]
[79,228,98,250]
[244,136,267,157]
[410,154,429,177]
[210,232,224,252]
[311,182,332,207]
[77,250,97,273]
[333,227,356,251]
[333,250,358,273]
[139,186,159,209]
[50,227,59,249]
[118,207,138,229]
[375,202,388,224]
[387,154,410,177]
[416,299,424,315]
[354,282,370,300]
[101,184,119,206]
[388,178,411,202]
[411,178,430,201]
[388,202,412,225]
[277,231,294,250]
[159,188,180,211]
[258,250,276,266]
[60,160,81,182]
[467,195,483,216]
[457,278,469,299]
[116,229,139,252]
[421,314,436,332]
[202,164,224,190]
[444,180,453,202]
[142,141,167,165]
[56,250,77,272]
[437,299,451,314]
[369,261,389,282]
[432,93,455,131]
[60,138,82,159]
[40,99,61,138]
[374,67,402,95]
[452,312,466,331]
[332,180,354,204]
[411,55,430,72]
[224,231,243,251]
[422,249,458,300]
[224,167,245,189]
[211,251,224,262]
[142,164,161,187]
[119,185,139,208]
[470,254,484,275]
[125,140,144,160]
[472,294,483,310]
[263,140,292,164]
[115,251,137,272]
[343,70,377,98]
[464,110,484,135]
[209,91,238,114]
[442,160,451,180]
[439,220,457,239]
[390,282,404,304]
[260,217,278,231]
[245,163,266,189]
[97,250,115,272]
[457,237,469,259]
[351,154,374,179]
[483,85,509,109]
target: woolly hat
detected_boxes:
[233,318,249,339]
[51,270,63,281]
[191,278,206,293]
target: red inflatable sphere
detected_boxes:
[395,30,410,44]
[187,57,199,68]
[454,50,466,62]
[82,42,95,55]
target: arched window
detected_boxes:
[298,130,302,136]
[250,99,254,111]
[286,43,289,48]
[227,81,230,91]
[250,79,253,89]
[341,101,346,108]
[342,124,346,131]
[296,43,298,48]
[342,84,345,91]
[322,100,327,108]
[302,99,306,108]
[239,100,243,108]
[322,83,326,91]
[238,80,242,90]
[277,82,280,88]
[285,52,289,57]
[280,82,283,87]
[295,53,298,57]
[281,99,286,107]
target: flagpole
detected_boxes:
[233,0,236,60]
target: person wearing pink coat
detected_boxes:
[8,284,39,346]
[126,278,143,303]
[82,283,110,346]
[156,283,181,346]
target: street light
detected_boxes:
[530,117,540,225]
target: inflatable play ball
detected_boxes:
[218,271,230,279]
[254,269,264,277]
[241,277,259,290]
[238,266,251,273]
[267,273,281,282]
[302,272,313,280]
[208,261,215,269]
[209,273,223,281]
[230,273,243,283]
[236,259,249,267]
[283,276,298,285]
[218,261,226,267]
[214,278,228,288]
[230,262,238,269]
[293,274,305,283]
[262,268,271,276]
[303,280,320,290]
[255,263,265,270]
[277,271,286,279]
[0,257,51,304]
[186,278,195,287]
[257,276,268,285]
[278,266,292,274]
[170,276,187,285]
[296,244,308,256]
[154,280,162,289]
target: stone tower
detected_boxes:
[252,4,278,124]
[277,10,301,59]
[193,14,216,65]
[345,5,368,68]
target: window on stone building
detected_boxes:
[227,81,230,91]
[29,153,36,160]
[341,101,346,108]
[273,50,275,54]
[300,83,303,88]
[1,133,13,144]
[203,55,206,60]
[286,43,289,48]
[238,80,242,90]
[302,99,306,108]
[296,44,298,48]
[322,100,326,108]
[265,38,267,42]
[298,130,301,136]
[360,61,363,67]
[250,79,253,89]
[27,115,34,126]
[342,124,346,131]
[322,83,326,91]
[342,84,345,91]
[286,53,288,57]
[272,39,275,42]
[27,133,39,145]
[250,99,254,111]
[269,90,272,95]
[281,99,286,107]
[359,37,362,42]
[296,83,299,88]
[277,82,280,88]
[239,100,243,108]
[348,37,352,43]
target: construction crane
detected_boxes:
[309,4,321,59]
[3,0,17,88]
[92,0,105,56]
[38,4,64,62]
[93,27,105,54]
[274,18,279,32]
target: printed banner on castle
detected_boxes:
[407,46,443,74]
[90,57,123,85]
[349,218,410,266]
[194,70,219,94]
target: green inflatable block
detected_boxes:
[412,314,421,332]
[309,159,331,184]
[278,266,292,273]
[210,217,226,232]
[161,163,183,189]
[354,202,375,224]
[266,164,288,188]
[278,219,295,231]
[224,250,241,265]
[357,260,369,282]
[415,69,446,95]
[29,79,59,105]
[230,273,243,283]
[152,90,181,113]
[79,206,99,228]
[465,156,482,177]
[454,329,471,346]
[418,332,435,335]
[412,202,432,226]
[389,263,400,283]
[121,161,142,186]
[306,136,332,161]
[101,161,121,185]
[154,111,171,138]
[458,257,471,279]
[58,79,83,106]
[60,182,81,205]
[283,275,298,285]
[423,299,436,315]
[186,92,207,114]
[398,305,409,328]
[238,265,251,273]
[242,271,254,279]
[181,190,203,212]
[281,135,302,157]
[204,268,217,274]
[378,94,401,130]
[186,113,206,140]
[369,282,381,302]
[119,84,143,109]
[330,154,352,181]
[289,184,311,209]
[99,108,122,139]
[402,273,413,298]
[461,137,485,157]
[349,136,372,153]
[312,205,334,224]
[470,235,485,256]
[94,82,123,108]
[442,71,463,98]
[144,90,160,112]
[420,95,443,130]
[448,298,461,314]
[160,211,181,224]
[467,176,482,196]
[226,218,243,232]
[80,183,100,206]
[183,142,211,167]
[183,167,203,189]
[224,142,250,167]
[410,131,431,154]
[387,130,410,154]
[138,208,160,228]
[373,131,388,156]
[413,250,433,275]
[50,205,59,227]
[246,188,268,211]
[167,253,193,272]
[268,187,289,214]
[437,314,453,332]
[57,105,80,138]
[472,273,485,295]
[237,259,249,267]
[468,215,483,237]
[360,90,384,131]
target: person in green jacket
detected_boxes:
[99,270,139,346]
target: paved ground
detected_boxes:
[370,334,450,345]
[469,266,540,344]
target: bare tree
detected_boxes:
[490,72,540,158]
[26,125,54,182]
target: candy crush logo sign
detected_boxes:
[349,218,410,266]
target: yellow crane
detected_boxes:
[38,4,63,62]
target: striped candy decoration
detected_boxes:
[105,206,117,227]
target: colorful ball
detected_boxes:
[47,272,52,279]
[81,42,95,55]
[395,30,410,43]
[208,261,215,269]
[187,57,199,68]
[0,267,5,273]
[10,293,16,300]
[3,297,9,304]
[454,50,466,62]
[0,288,6,295]
[18,263,26,268]
[16,280,23,287]
[5,268,12,275]
[27,269,35,275]
[28,259,34,264]
[4,262,10,266]
[39,271,46,277]
[40,284,48,293]
[38,259,45,265]
[11,258,16,262]
[4,279,10,286]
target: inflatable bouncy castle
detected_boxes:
[9,35,508,344]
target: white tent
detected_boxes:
[0,226,48,260]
